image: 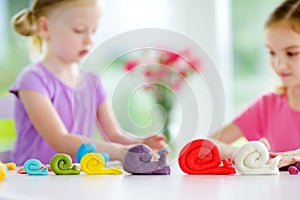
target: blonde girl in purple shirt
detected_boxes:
[209,0,300,169]
[10,0,166,166]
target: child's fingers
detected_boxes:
[278,155,300,168]
[259,137,271,151]
[269,152,279,157]
[292,156,300,163]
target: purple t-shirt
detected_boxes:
[9,62,107,165]
[234,93,300,152]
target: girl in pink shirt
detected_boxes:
[10,0,166,165]
[209,0,300,169]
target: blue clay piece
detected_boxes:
[99,152,110,163]
[76,143,97,163]
[24,159,48,175]
[158,148,167,155]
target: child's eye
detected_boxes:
[269,51,275,56]
[287,51,299,57]
[73,28,86,34]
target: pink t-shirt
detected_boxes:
[9,62,107,165]
[234,93,300,152]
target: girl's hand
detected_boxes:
[259,137,271,151]
[143,134,168,153]
[270,149,300,168]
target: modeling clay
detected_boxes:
[295,162,300,170]
[50,153,80,175]
[76,143,97,163]
[76,143,109,163]
[288,166,299,175]
[178,139,236,175]
[0,162,8,181]
[123,144,171,175]
[24,159,48,175]
[99,152,110,163]
[18,163,49,174]
[235,141,280,175]
[80,153,122,175]
[5,162,16,170]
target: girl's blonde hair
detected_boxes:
[265,0,300,94]
[11,0,99,60]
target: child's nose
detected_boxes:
[84,32,94,46]
[273,57,287,70]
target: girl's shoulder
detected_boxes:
[17,62,51,81]
[257,92,286,107]
[10,62,57,98]
[260,92,285,101]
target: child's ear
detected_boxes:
[37,16,49,39]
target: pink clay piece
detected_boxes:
[288,166,299,175]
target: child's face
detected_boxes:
[265,24,300,89]
[45,2,101,63]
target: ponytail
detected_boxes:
[11,8,43,60]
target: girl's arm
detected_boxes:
[270,149,300,168]
[96,99,167,151]
[210,124,300,168]
[208,123,245,159]
[19,90,126,161]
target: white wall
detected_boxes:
[90,0,233,148]
[97,0,220,61]
[96,0,219,60]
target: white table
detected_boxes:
[1,162,299,200]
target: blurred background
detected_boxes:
[0,0,282,155]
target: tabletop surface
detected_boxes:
[1,162,300,200]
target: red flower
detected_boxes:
[160,52,180,65]
[125,60,139,71]
[123,48,201,92]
